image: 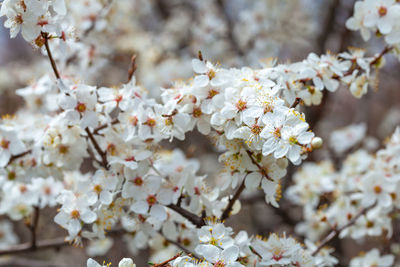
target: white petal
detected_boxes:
[150,204,167,221]
[68,219,82,237]
[192,59,208,73]
[80,210,97,223]
[194,75,209,87]
[221,246,239,263]
[245,172,262,190]
[53,0,66,15]
[0,150,11,167]
[131,200,148,214]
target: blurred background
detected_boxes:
[0,0,400,266]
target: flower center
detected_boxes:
[182,238,191,246]
[144,118,156,127]
[19,1,27,12]
[19,185,27,193]
[165,117,173,126]
[107,143,117,156]
[15,14,23,24]
[192,108,203,118]
[366,221,374,228]
[235,100,247,111]
[373,185,382,194]
[133,177,143,186]
[146,195,157,206]
[207,89,219,99]
[194,187,201,195]
[272,248,283,261]
[251,124,262,135]
[94,184,102,194]
[59,145,69,154]
[378,6,387,17]
[214,261,225,267]
[130,116,138,126]
[70,210,80,219]
[44,186,52,195]
[115,94,123,103]
[125,156,136,162]
[0,139,9,149]
[273,128,281,139]
[8,171,16,180]
[76,102,87,113]
[207,69,216,80]
[289,136,298,145]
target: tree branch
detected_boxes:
[93,118,119,135]
[0,237,67,256]
[167,204,205,228]
[28,207,40,249]
[312,203,375,256]
[216,0,243,56]
[220,176,247,221]
[42,32,61,79]
[85,127,109,169]
[7,150,32,166]
[151,253,181,267]
[245,150,273,181]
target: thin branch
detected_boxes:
[154,0,170,20]
[42,32,61,79]
[165,238,193,257]
[0,237,67,256]
[290,97,302,109]
[245,150,273,181]
[7,150,32,165]
[128,54,137,82]
[216,0,244,56]
[28,207,40,249]
[151,253,181,267]
[85,127,109,169]
[312,203,375,256]
[341,46,393,77]
[249,245,262,259]
[167,204,205,228]
[93,118,119,135]
[220,176,247,221]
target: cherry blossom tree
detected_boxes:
[0,0,400,266]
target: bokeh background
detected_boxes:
[0,0,400,266]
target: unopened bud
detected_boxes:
[311,137,323,149]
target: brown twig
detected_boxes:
[151,253,181,267]
[167,204,205,228]
[42,32,61,79]
[220,176,247,221]
[341,46,393,77]
[93,118,119,135]
[290,97,302,109]
[311,203,375,256]
[7,150,32,165]
[128,54,137,82]
[245,150,273,181]
[28,207,40,249]
[216,0,243,56]
[249,245,262,259]
[85,127,109,169]
[0,237,67,256]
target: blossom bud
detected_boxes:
[118,258,135,267]
[311,137,323,149]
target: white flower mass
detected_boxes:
[0,0,399,266]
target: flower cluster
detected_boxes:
[0,0,66,43]
[346,0,400,49]
[287,126,400,263]
[0,0,399,266]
